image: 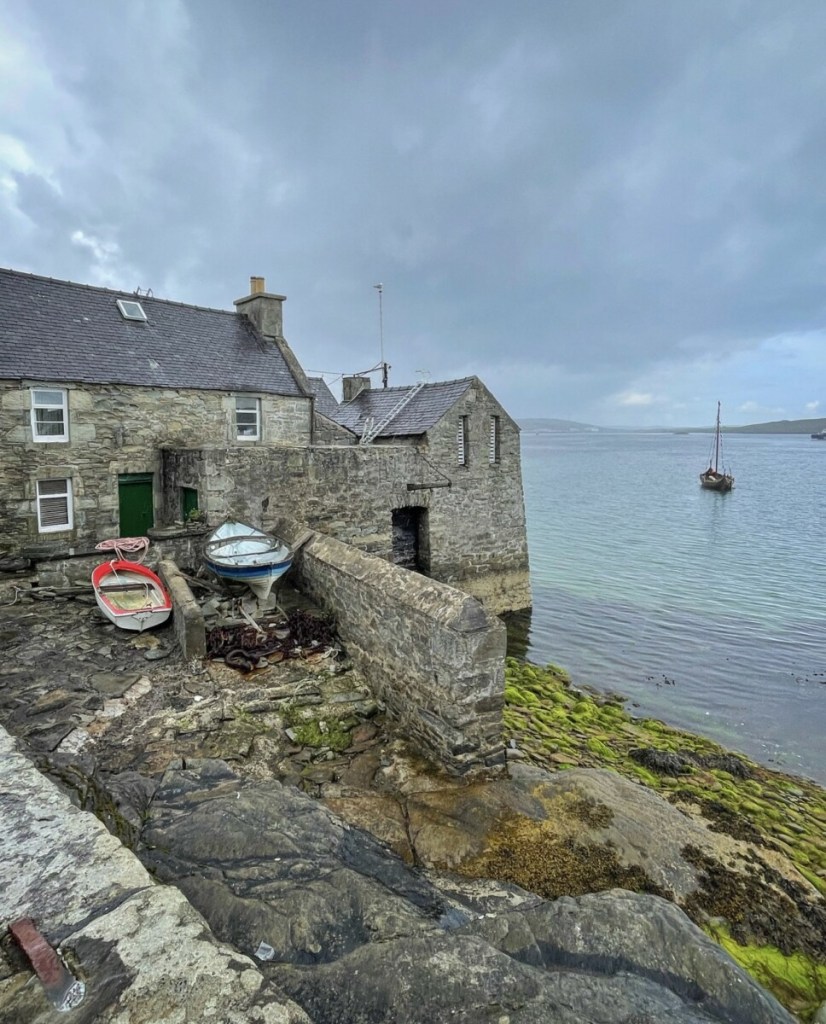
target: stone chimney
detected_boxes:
[234,275,313,399]
[343,376,371,403]
[234,276,285,338]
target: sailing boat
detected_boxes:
[699,401,734,491]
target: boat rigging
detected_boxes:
[699,401,734,492]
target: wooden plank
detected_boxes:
[97,582,153,593]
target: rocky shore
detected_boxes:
[0,586,823,1021]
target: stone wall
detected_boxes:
[1,377,530,614]
[407,379,531,611]
[0,380,311,558]
[277,518,507,775]
[162,428,530,614]
[312,412,357,446]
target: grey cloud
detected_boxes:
[2,0,825,424]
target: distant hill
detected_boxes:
[519,416,826,435]
[519,417,601,433]
[725,417,826,435]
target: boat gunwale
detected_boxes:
[204,520,293,571]
[91,560,172,618]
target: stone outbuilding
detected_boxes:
[0,268,530,613]
[304,373,531,611]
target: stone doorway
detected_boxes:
[391,506,430,573]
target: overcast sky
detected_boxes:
[2,1,825,427]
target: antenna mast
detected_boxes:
[374,283,388,388]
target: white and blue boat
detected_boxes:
[204,520,293,600]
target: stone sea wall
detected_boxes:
[278,517,508,774]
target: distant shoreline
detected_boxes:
[520,421,826,436]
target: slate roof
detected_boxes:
[333,378,475,438]
[307,376,342,420]
[0,268,305,397]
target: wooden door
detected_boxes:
[118,473,155,536]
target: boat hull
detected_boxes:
[699,471,734,492]
[92,560,172,631]
[204,521,293,599]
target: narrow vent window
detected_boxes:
[235,397,261,440]
[116,299,147,321]
[31,388,68,442]
[37,478,73,532]
[457,415,469,466]
[489,415,501,464]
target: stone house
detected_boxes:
[303,374,531,611]
[0,269,530,614]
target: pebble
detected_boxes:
[144,647,172,661]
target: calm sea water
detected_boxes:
[508,431,826,785]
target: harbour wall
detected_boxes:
[278,517,507,775]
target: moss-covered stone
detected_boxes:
[503,656,826,1020]
[706,924,826,1023]
[503,658,826,892]
[291,717,352,753]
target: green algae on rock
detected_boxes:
[504,658,826,893]
[706,924,826,1023]
[503,657,826,1021]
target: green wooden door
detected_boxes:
[118,473,155,536]
[181,487,199,520]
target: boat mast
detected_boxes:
[714,401,721,472]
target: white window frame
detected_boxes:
[457,415,469,466]
[235,396,261,440]
[489,415,501,464]
[30,388,69,443]
[116,298,147,321]
[37,478,74,533]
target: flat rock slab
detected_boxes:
[139,758,795,1024]
[0,730,308,1024]
[88,671,144,697]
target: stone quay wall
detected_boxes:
[163,434,530,614]
[277,517,507,775]
[0,379,311,559]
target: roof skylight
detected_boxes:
[116,298,147,321]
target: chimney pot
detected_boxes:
[250,276,265,294]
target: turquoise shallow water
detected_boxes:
[509,430,826,785]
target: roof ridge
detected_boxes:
[0,267,238,318]
[355,376,475,395]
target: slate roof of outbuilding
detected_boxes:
[333,377,475,437]
[0,268,305,397]
[306,376,342,420]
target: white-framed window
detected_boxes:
[37,478,73,532]
[489,415,501,464]
[116,298,147,321]
[30,388,68,442]
[235,396,261,440]
[457,415,469,466]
